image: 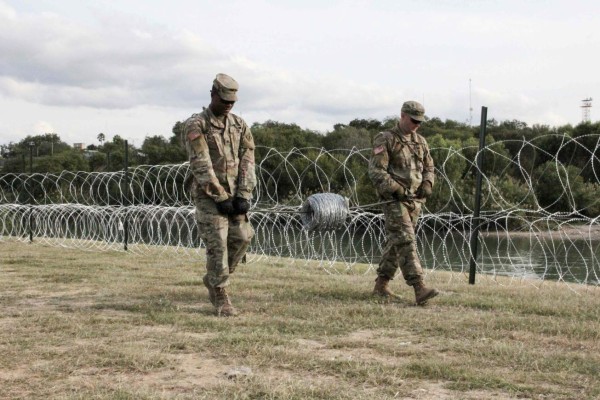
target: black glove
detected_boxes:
[233,197,251,214]
[415,181,433,199]
[215,199,235,215]
[393,186,411,201]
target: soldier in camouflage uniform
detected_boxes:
[182,73,256,316]
[368,101,439,305]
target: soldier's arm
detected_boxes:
[184,118,229,202]
[421,140,435,187]
[368,133,403,199]
[236,122,256,200]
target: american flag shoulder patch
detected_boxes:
[187,132,201,141]
[373,145,385,155]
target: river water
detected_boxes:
[254,225,600,285]
[422,233,600,284]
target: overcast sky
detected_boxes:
[1,0,598,147]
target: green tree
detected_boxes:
[12,134,70,158]
[426,134,470,213]
[252,121,323,153]
[348,118,383,131]
[323,126,371,150]
[33,152,88,174]
[87,152,108,171]
[532,161,591,214]
[170,121,185,148]
[141,135,186,165]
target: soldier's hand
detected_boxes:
[415,181,432,199]
[216,199,235,215]
[393,187,410,201]
[233,197,250,214]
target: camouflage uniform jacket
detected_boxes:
[182,107,256,202]
[368,126,435,199]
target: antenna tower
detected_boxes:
[582,98,592,122]
[469,78,473,125]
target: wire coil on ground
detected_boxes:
[300,193,349,231]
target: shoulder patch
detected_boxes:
[373,145,385,155]
[187,132,201,141]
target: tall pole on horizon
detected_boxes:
[469,78,473,126]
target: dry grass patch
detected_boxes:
[1,239,599,399]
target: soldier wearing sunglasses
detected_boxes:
[368,101,439,305]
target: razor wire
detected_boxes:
[1,134,600,285]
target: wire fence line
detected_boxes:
[1,137,600,286]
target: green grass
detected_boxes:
[1,239,599,399]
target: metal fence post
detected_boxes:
[123,140,129,251]
[469,106,487,284]
[28,142,35,242]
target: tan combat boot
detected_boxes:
[413,281,439,305]
[372,276,400,299]
[214,287,237,317]
[203,275,216,306]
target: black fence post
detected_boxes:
[469,106,487,285]
[28,141,35,242]
[123,140,129,251]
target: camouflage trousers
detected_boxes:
[194,198,255,289]
[376,200,423,286]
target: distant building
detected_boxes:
[73,143,85,150]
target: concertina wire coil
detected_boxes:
[1,138,600,285]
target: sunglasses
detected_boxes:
[410,117,422,125]
[219,97,236,106]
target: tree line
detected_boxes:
[1,116,600,217]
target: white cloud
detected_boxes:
[0,0,599,146]
[32,121,55,135]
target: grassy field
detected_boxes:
[1,240,599,399]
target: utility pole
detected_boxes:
[469,78,473,126]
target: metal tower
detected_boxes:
[582,98,592,122]
[469,78,473,126]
